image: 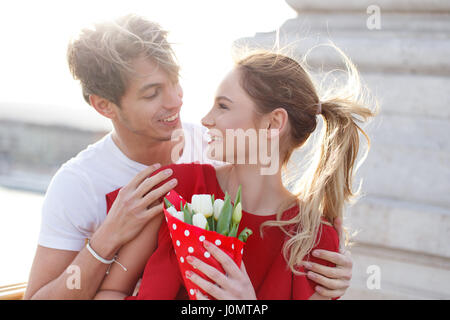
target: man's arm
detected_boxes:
[24,228,118,299]
[24,164,177,300]
[94,214,164,299]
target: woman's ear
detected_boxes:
[265,107,289,139]
[89,94,118,120]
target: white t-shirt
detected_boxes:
[38,122,221,251]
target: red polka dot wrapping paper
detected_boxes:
[164,189,245,300]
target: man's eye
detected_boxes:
[144,89,160,99]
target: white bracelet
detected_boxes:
[86,239,127,274]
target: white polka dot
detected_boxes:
[215,239,221,246]
[232,244,235,249]
[167,191,171,196]
[204,252,210,258]
[199,235,205,242]
[190,289,195,295]
[172,223,177,230]
[188,247,194,253]
[184,230,190,237]
[176,240,181,247]
[241,249,243,254]
[180,257,184,263]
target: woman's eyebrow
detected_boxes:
[215,96,233,103]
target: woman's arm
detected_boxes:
[93,214,164,299]
[303,218,352,298]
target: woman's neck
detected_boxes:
[217,163,297,216]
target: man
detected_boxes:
[24,14,352,299]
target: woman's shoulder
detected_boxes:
[153,162,221,202]
[157,162,216,178]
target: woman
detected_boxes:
[96,47,374,300]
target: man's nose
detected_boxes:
[164,83,183,110]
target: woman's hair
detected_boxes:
[234,45,376,275]
[67,14,179,107]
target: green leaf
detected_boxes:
[238,228,253,242]
[183,203,192,225]
[207,215,215,232]
[228,223,238,238]
[216,192,232,236]
[164,197,173,208]
[234,185,242,207]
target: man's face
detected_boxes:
[114,56,183,141]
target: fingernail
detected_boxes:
[303,261,312,269]
[185,270,192,278]
[307,271,316,279]
[153,163,161,169]
[164,169,173,175]
[186,256,194,264]
[203,240,211,248]
[169,178,177,186]
[312,250,321,257]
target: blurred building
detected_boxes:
[235,0,450,299]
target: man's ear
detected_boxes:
[89,94,118,120]
[265,107,289,139]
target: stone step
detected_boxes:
[286,0,450,14]
[341,242,450,299]
[346,196,450,259]
[235,13,450,75]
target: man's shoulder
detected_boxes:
[46,133,114,195]
[63,133,112,169]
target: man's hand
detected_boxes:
[94,163,177,257]
[303,217,353,298]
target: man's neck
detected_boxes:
[111,130,183,167]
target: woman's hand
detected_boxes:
[303,217,353,298]
[185,240,256,300]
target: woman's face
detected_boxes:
[201,68,267,164]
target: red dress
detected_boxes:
[105,163,340,300]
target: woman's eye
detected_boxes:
[218,103,228,110]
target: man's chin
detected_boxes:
[154,120,183,141]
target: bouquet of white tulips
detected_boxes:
[164,186,252,242]
[162,186,252,300]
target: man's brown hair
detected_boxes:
[67,14,179,107]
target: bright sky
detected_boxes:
[0,0,295,129]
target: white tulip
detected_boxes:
[166,206,178,216]
[213,199,224,221]
[173,211,184,222]
[191,194,213,218]
[192,213,208,229]
[166,206,184,222]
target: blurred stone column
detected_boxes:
[236,0,450,298]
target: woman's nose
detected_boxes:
[201,110,214,128]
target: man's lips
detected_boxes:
[159,112,179,122]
